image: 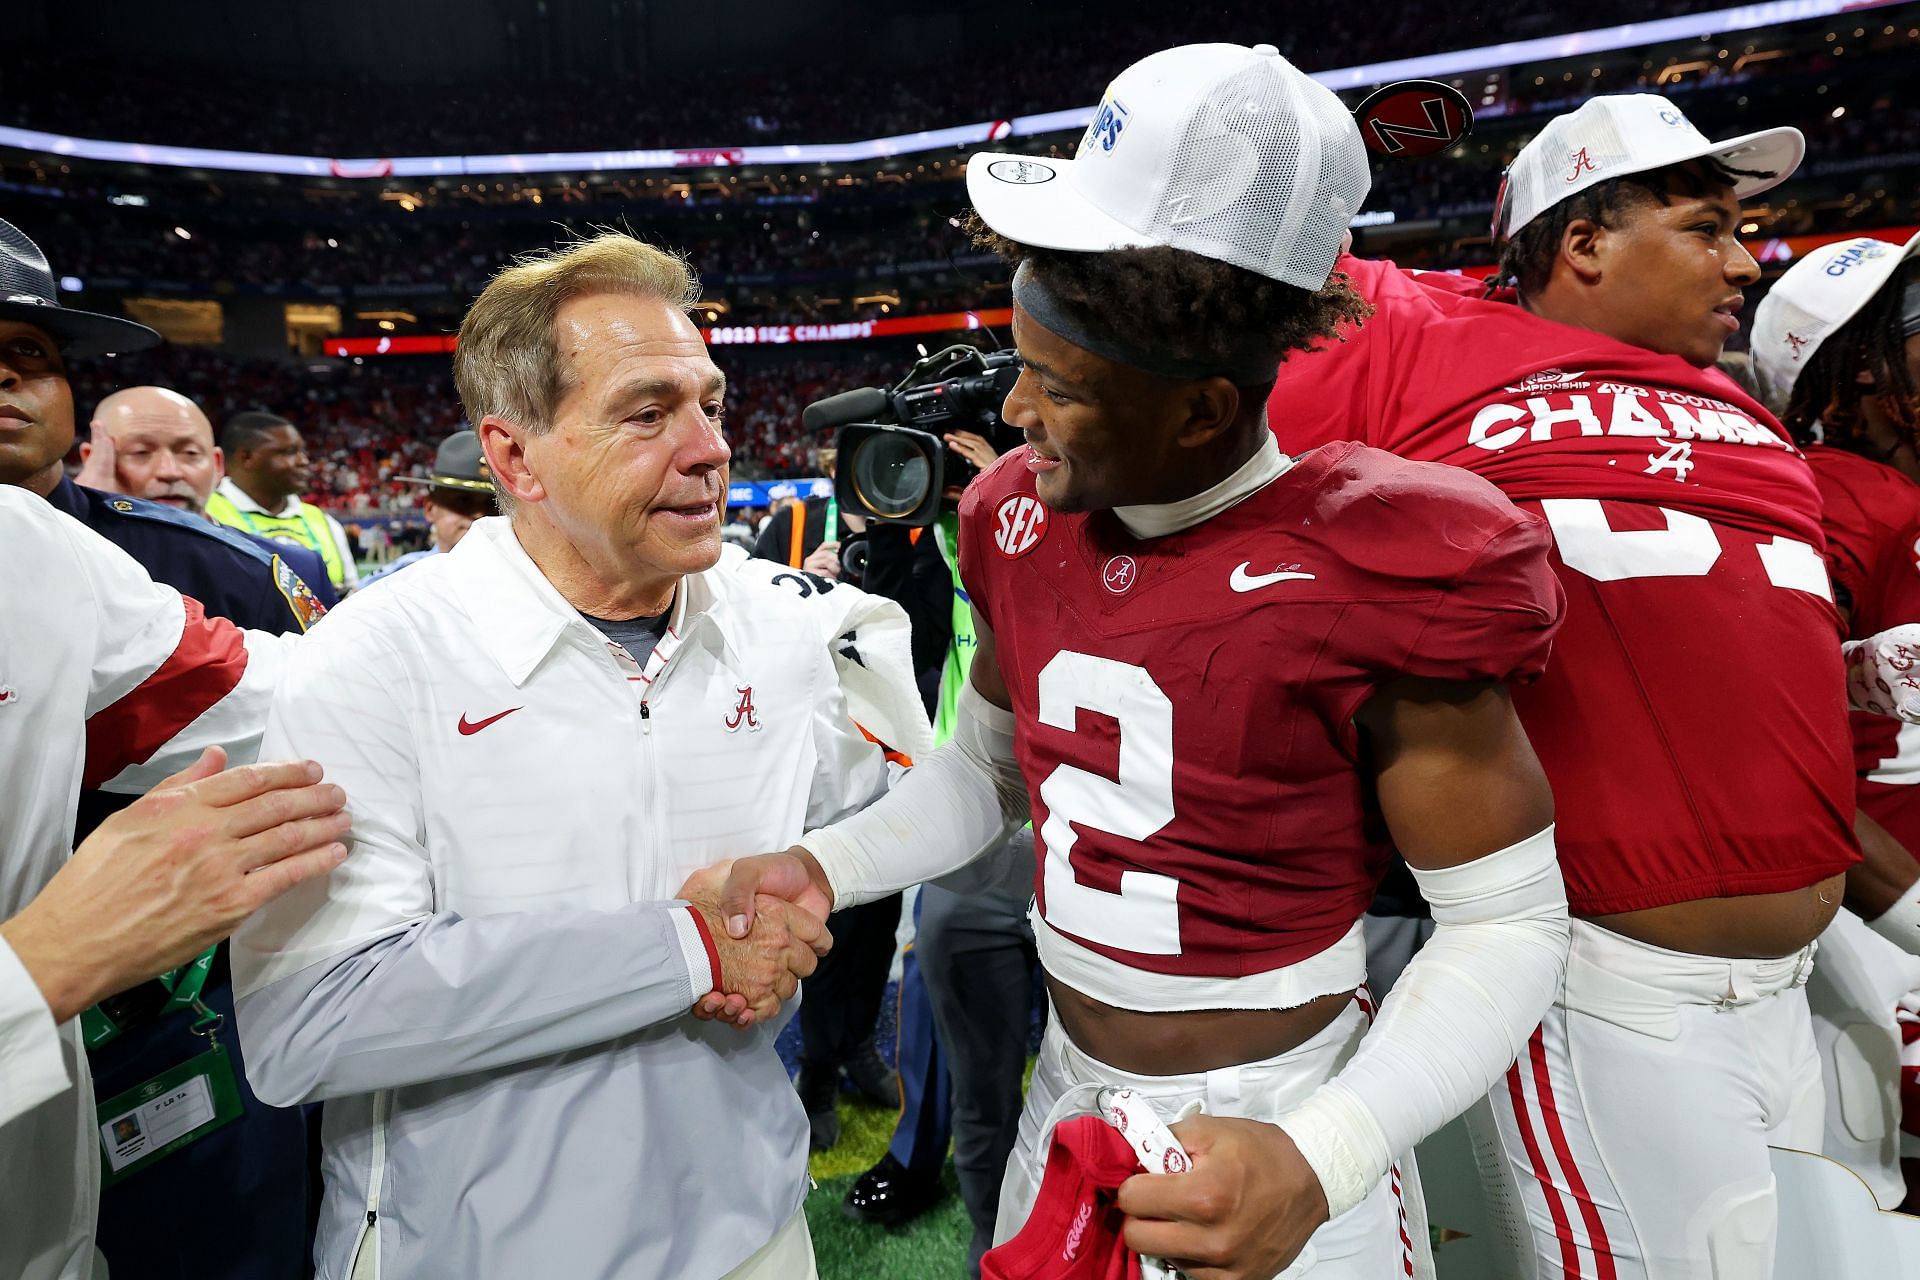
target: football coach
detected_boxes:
[232,233,928,1280]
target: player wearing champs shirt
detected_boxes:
[706,45,1571,1280]
[1752,232,1920,1211]
[1266,94,1919,1278]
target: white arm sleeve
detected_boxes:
[1277,824,1569,1217]
[798,681,1029,908]
[1868,874,1920,956]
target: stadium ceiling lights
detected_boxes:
[3,0,1899,180]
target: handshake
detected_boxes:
[675,849,838,1029]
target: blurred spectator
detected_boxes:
[81,385,338,606]
[206,410,362,593]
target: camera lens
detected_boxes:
[839,534,869,584]
[851,432,932,520]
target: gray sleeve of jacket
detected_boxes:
[236,902,708,1105]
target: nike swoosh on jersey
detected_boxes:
[457,706,523,736]
[1229,563,1317,592]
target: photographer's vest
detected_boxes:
[206,490,350,592]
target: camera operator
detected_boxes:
[754,443,868,585]
[805,356,1045,1273]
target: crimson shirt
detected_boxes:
[1268,254,1860,914]
[957,441,1561,979]
[1810,445,1920,853]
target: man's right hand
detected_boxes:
[0,748,351,1023]
[716,848,834,939]
[680,865,832,1026]
[678,849,836,1026]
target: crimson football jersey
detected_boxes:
[956,441,1562,980]
[1267,254,1861,915]
[1810,445,1920,854]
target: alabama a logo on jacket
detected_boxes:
[725,686,761,733]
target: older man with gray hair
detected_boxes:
[232,233,927,1280]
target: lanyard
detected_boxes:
[825,494,838,537]
[80,945,220,1050]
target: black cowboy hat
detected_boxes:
[0,217,160,358]
[396,430,495,492]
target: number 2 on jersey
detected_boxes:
[1035,651,1182,955]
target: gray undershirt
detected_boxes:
[582,608,672,667]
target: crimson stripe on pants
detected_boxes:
[1507,1057,1582,1279]
[1529,1026,1617,1280]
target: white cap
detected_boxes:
[965,43,1370,290]
[1750,232,1920,411]
[1494,93,1804,245]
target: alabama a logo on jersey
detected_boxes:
[994,494,1049,560]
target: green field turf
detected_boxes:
[804,1095,973,1279]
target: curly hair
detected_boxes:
[1495,157,1772,299]
[1778,259,1920,451]
[963,212,1370,395]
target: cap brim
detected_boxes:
[1707,124,1805,201]
[396,475,495,491]
[0,301,162,358]
[1807,228,1920,343]
[966,152,1155,255]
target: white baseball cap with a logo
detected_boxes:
[1750,231,1920,410]
[1493,93,1803,245]
[965,43,1371,291]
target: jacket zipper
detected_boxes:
[358,1088,390,1275]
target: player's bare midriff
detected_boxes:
[1044,974,1354,1077]
[1587,872,1845,959]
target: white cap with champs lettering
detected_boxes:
[1751,232,1920,411]
[1493,93,1803,245]
[965,43,1370,290]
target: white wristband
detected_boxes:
[1868,875,1920,957]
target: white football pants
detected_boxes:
[996,993,1433,1280]
[1468,918,1822,1280]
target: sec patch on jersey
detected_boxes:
[994,493,1051,560]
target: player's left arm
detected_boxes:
[1848,808,1920,954]
[1120,677,1564,1280]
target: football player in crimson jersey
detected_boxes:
[1264,96,1920,1278]
[703,45,1573,1280]
[1752,233,1920,1212]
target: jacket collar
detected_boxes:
[447,517,741,687]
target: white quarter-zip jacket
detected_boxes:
[232,515,923,1280]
